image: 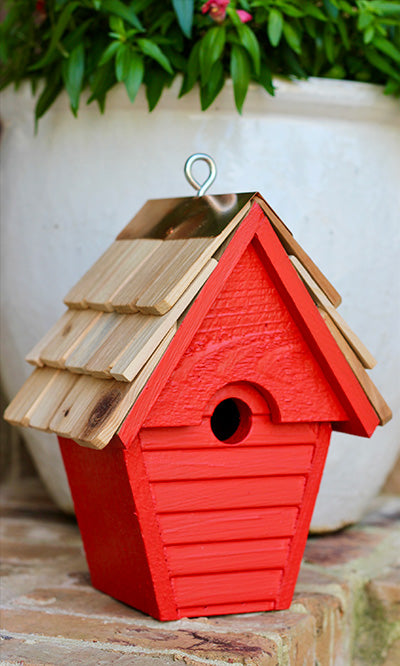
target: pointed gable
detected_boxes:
[142,238,348,429]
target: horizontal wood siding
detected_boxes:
[151,476,306,513]
[140,418,317,450]
[158,506,299,544]
[144,445,314,481]
[177,600,276,617]
[166,538,290,575]
[171,569,283,607]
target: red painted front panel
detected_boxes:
[139,393,323,618]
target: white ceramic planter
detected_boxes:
[1,78,399,527]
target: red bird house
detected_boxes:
[6,184,391,621]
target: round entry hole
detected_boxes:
[210,398,252,444]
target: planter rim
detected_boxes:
[1,76,399,126]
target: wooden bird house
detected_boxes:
[5,159,391,620]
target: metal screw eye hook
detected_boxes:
[184,154,217,197]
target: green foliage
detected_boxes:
[1,0,399,123]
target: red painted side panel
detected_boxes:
[59,436,176,620]
[277,423,332,608]
[58,436,160,617]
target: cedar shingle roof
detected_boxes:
[5,193,391,449]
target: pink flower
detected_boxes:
[236,9,252,23]
[201,0,230,23]
[201,2,252,24]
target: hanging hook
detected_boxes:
[184,154,217,197]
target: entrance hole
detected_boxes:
[210,398,252,444]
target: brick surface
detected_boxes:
[368,565,400,622]
[304,529,385,566]
[0,635,180,665]
[1,480,399,666]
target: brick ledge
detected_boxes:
[1,480,399,666]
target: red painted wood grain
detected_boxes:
[143,445,314,481]
[277,423,332,609]
[157,506,300,545]
[58,436,167,618]
[151,476,307,513]
[177,600,275,618]
[59,435,179,620]
[165,538,291,575]
[139,418,318,450]
[171,569,283,607]
[142,238,348,429]
[253,226,379,437]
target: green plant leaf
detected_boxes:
[200,60,224,110]
[171,0,194,38]
[366,49,400,81]
[280,5,304,18]
[63,20,92,53]
[283,23,302,55]
[358,12,373,30]
[304,16,317,38]
[325,64,346,78]
[230,44,251,113]
[337,16,350,49]
[283,44,307,77]
[87,60,116,111]
[304,4,327,21]
[322,0,339,20]
[115,43,131,81]
[226,5,243,27]
[137,38,173,73]
[258,60,275,95]
[62,43,85,115]
[109,16,126,36]
[373,36,400,64]
[384,79,400,95]
[324,26,335,63]
[101,0,143,31]
[30,2,79,70]
[199,26,225,86]
[268,9,283,47]
[364,26,375,44]
[34,67,63,128]
[237,23,260,75]
[367,2,400,16]
[124,52,144,101]
[98,41,120,67]
[145,68,172,111]
[179,41,200,97]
